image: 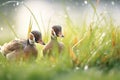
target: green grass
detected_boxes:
[0,1,120,80]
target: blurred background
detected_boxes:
[0,0,120,44]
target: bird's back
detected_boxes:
[1,39,26,56]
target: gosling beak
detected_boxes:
[37,39,45,45]
[58,32,64,37]
[61,35,64,37]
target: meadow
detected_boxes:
[0,1,120,80]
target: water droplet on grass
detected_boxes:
[84,0,88,5]
[16,2,19,6]
[111,1,115,5]
[75,66,79,70]
[13,2,19,6]
[15,37,19,40]
[0,27,3,31]
[84,65,88,70]
[106,40,111,45]
[64,15,68,18]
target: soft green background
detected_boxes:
[0,0,120,80]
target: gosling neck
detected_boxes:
[27,39,35,46]
[51,34,57,41]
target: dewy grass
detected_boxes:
[0,1,120,80]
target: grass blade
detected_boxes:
[27,17,32,38]
[0,12,18,38]
[23,3,41,32]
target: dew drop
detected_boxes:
[84,65,88,70]
[16,2,19,6]
[111,1,115,5]
[75,67,79,70]
[0,27,3,31]
[64,15,68,18]
[84,0,88,4]
[15,37,19,40]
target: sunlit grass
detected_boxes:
[0,1,120,80]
